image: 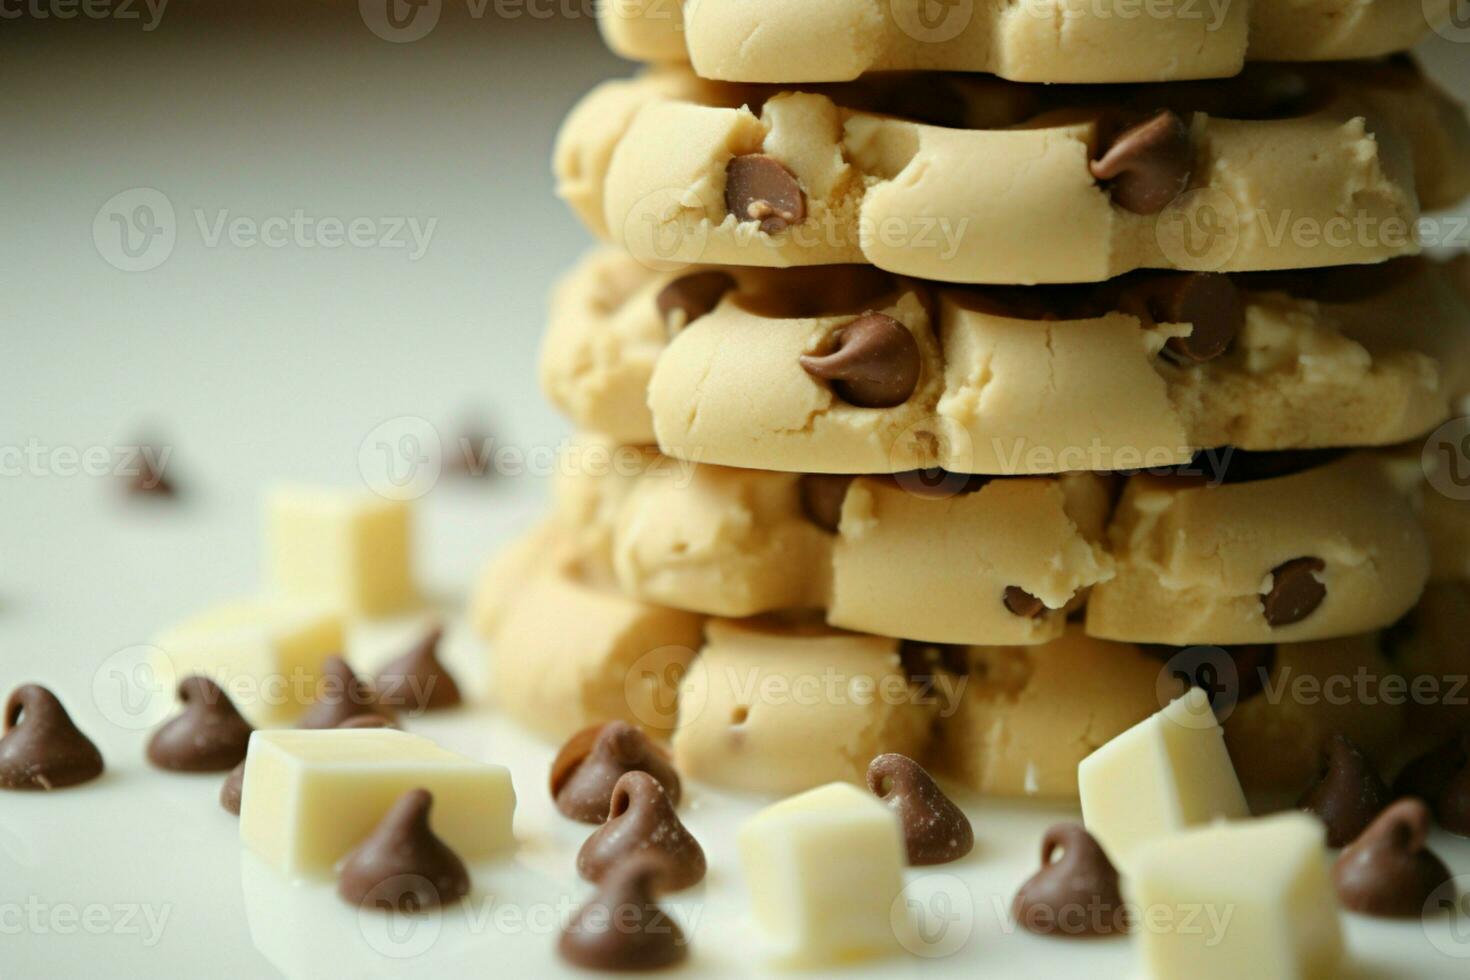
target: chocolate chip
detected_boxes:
[1261,557,1326,627]
[551,721,682,824]
[1122,273,1243,364]
[220,761,245,815]
[146,676,253,772]
[798,474,855,533]
[338,788,470,911]
[799,313,921,409]
[1012,823,1127,937]
[336,713,399,730]
[1334,798,1454,917]
[559,854,688,971]
[375,627,461,714]
[655,271,736,334]
[1299,735,1392,848]
[578,771,706,891]
[1439,756,1470,837]
[298,656,397,730]
[867,754,973,866]
[125,447,175,497]
[1004,586,1046,619]
[0,685,104,791]
[899,640,970,682]
[725,154,805,234]
[1392,735,1468,804]
[1090,110,1193,215]
[889,468,993,499]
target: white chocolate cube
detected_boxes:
[1078,687,1248,870]
[239,729,515,878]
[737,782,906,965]
[1128,814,1343,980]
[267,487,417,618]
[153,600,343,725]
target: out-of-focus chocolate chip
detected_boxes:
[577,771,706,891]
[1122,273,1244,364]
[551,721,682,824]
[888,469,992,499]
[559,854,688,971]
[375,627,461,714]
[1141,643,1277,709]
[146,676,253,772]
[899,640,970,681]
[125,447,175,497]
[337,714,399,730]
[1090,110,1193,215]
[799,312,921,409]
[1261,557,1327,627]
[298,656,397,730]
[220,761,245,815]
[1004,586,1047,619]
[1439,757,1470,837]
[0,685,104,791]
[867,753,973,866]
[1300,735,1391,847]
[725,154,805,234]
[1012,823,1127,937]
[656,271,736,334]
[1335,798,1453,917]
[338,788,470,911]
[1393,734,1468,803]
[798,474,855,533]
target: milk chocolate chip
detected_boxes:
[559,854,688,971]
[1299,735,1391,847]
[1125,273,1244,364]
[1090,110,1193,215]
[338,788,470,911]
[578,771,706,891]
[1012,823,1127,937]
[799,313,921,408]
[551,721,682,824]
[1261,557,1326,627]
[725,154,805,234]
[1392,734,1467,803]
[1003,586,1046,619]
[867,753,973,866]
[0,685,104,791]
[375,627,461,714]
[298,656,396,730]
[146,676,253,772]
[1334,798,1454,917]
[220,762,245,815]
[798,474,855,533]
[126,447,175,497]
[656,271,736,333]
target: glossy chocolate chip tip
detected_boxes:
[298,656,397,730]
[799,312,921,409]
[0,684,105,791]
[867,753,973,866]
[1299,735,1391,848]
[559,854,689,972]
[551,721,682,824]
[375,627,462,714]
[1090,110,1193,215]
[338,788,470,911]
[725,153,806,235]
[1261,556,1326,627]
[1334,798,1454,918]
[1012,823,1127,937]
[578,771,706,891]
[147,675,254,773]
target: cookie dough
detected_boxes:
[556,63,1470,284]
[1086,451,1430,644]
[600,0,1455,84]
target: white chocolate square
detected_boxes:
[239,729,515,878]
[152,600,343,725]
[737,782,906,965]
[267,487,417,617]
[1078,687,1249,870]
[1128,813,1344,980]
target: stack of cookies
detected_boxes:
[477,2,1470,805]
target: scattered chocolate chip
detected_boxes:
[798,474,855,533]
[656,271,736,334]
[867,754,973,866]
[337,714,399,730]
[0,685,104,791]
[1439,758,1470,837]
[1334,798,1454,917]
[1261,557,1327,627]
[1004,586,1046,619]
[551,721,682,824]
[578,771,706,891]
[1393,735,1468,803]
[125,447,175,497]
[220,761,245,815]
[559,854,688,971]
[1090,110,1193,215]
[1122,273,1243,364]
[146,676,253,773]
[298,656,397,730]
[1300,735,1391,847]
[725,154,805,234]
[375,628,461,714]
[338,788,470,911]
[1012,823,1127,937]
[799,313,921,409]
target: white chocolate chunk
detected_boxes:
[266,487,417,617]
[737,782,906,966]
[152,600,343,725]
[1128,814,1344,980]
[239,729,515,878]
[1078,688,1249,871]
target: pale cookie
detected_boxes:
[671,617,933,796]
[1087,451,1430,645]
[546,249,1470,473]
[557,62,1470,284]
[600,0,1456,84]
